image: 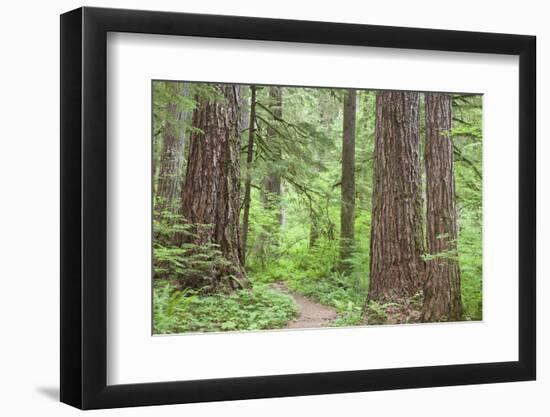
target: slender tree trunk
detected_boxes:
[368,91,424,302]
[156,83,185,212]
[421,93,463,321]
[309,204,319,248]
[263,86,283,224]
[180,84,246,290]
[256,86,283,261]
[241,85,256,265]
[340,89,356,271]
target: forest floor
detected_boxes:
[270,282,338,329]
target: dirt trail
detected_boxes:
[271,282,338,329]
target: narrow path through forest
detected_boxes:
[270,282,338,329]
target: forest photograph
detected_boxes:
[152,81,483,334]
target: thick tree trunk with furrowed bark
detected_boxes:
[368,91,424,302]
[180,84,247,290]
[339,89,356,272]
[422,93,463,322]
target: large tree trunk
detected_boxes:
[421,93,463,321]
[241,85,256,265]
[180,84,246,290]
[368,91,424,302]
[339,89,356,272]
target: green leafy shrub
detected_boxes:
[153,283,298,334]
[153,208,238,291]
[153,283,198,334]
[458,211,483,320]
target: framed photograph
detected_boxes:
[60,6,536,409]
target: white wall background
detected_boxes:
[0,0,545,415]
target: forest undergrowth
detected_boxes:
[154,206,482,333]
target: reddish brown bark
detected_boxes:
[421,93,463,321]
[340,89,356,271]
[180,84,246,290]
[368,91,424,302]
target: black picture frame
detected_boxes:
[60,6,536,410]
